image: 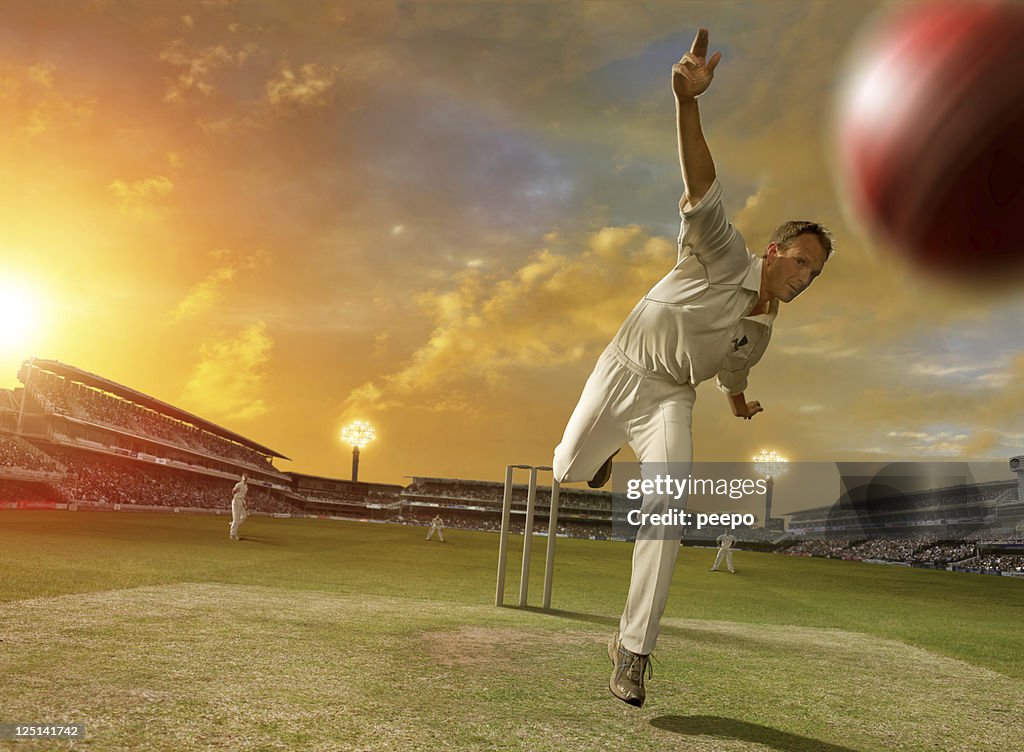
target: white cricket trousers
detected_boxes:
[712,548,734,572]
[552,345,696,656]
[426,525,444,541]
[230,498,248,538]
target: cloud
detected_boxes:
[341,224,674,419]
[182,322,273,420]
[266,62,338,108]
[196,111,263,135]
[108,175,175,218]
[159,40,257,103]
[169,249,268,323]
[962,429,1000,457]
[0,62,95,137]
[170,267,236,322]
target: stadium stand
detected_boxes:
[4,358,302,514]
[4,357,1024,576]
[400,476,616,536]
[19,361,286,477]
[41,446,301,514]
[0,478,58,503]
[785,479,1016,542]
[0,434,64,473]
[969,555,1024,575]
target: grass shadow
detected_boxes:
[233,536,286,547]
[651,715,861,752]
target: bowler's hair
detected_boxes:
[770,221,835,260]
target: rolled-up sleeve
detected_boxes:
[715,321,772,396]
[715,366,749,397]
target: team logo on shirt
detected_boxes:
[732,335,748,351]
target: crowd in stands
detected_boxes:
[970,555,1024,574]
[790,485,1017,537]
[403,478,613,513]
[781,536,986,566]
[783,539,856,558]
[27,369,277,473]
[912,541,976,564]
[0,434,65,474]
[403,479,502,503]
[966,524,1024,542]
[846,538,922,562]
[0,479,58,503]
[679,524,778,543]
[47,448,301,514]
[391,509,611,539]
[300,487,393,505]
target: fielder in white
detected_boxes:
[425,514,445,542]
[711,531,737,573]
[229,473,249,541]
[552,28,833,707]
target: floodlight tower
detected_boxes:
[341,420,376,482]
[754,450,788,528]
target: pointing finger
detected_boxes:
[690,27,709,58]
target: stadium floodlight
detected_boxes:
[753,450,788,530]
[341,420,376,482]
[753,450,788,479]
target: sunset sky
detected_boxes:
[2,1,1023,499]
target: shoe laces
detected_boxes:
[623,650,654,684]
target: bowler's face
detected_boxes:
[766,235,827,303]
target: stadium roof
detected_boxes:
[23,358,289,460]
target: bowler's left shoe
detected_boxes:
[608,632,652,707]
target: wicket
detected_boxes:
[495,464,561,609]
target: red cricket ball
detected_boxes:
[835,1,1024,279]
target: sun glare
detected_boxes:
[0,278,44,354]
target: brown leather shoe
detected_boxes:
[608,632,651,707]
[588,450,620,489]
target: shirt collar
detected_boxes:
[743,254,778,325]
[742,254,763,293]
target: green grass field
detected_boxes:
[1,510,1022,751]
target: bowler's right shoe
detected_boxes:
[608,632,652,707]
[588,450,620,489]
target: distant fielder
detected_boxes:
[229,473,249,541]
[425,514,445,542]
[710,531,737,573]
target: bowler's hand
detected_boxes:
[732,400,763,420]
[673,28,721,100]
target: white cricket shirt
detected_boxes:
[612,179,776,394]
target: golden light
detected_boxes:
[0,277,44,354]
[341,420,376,449]
[753,450,789,478]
